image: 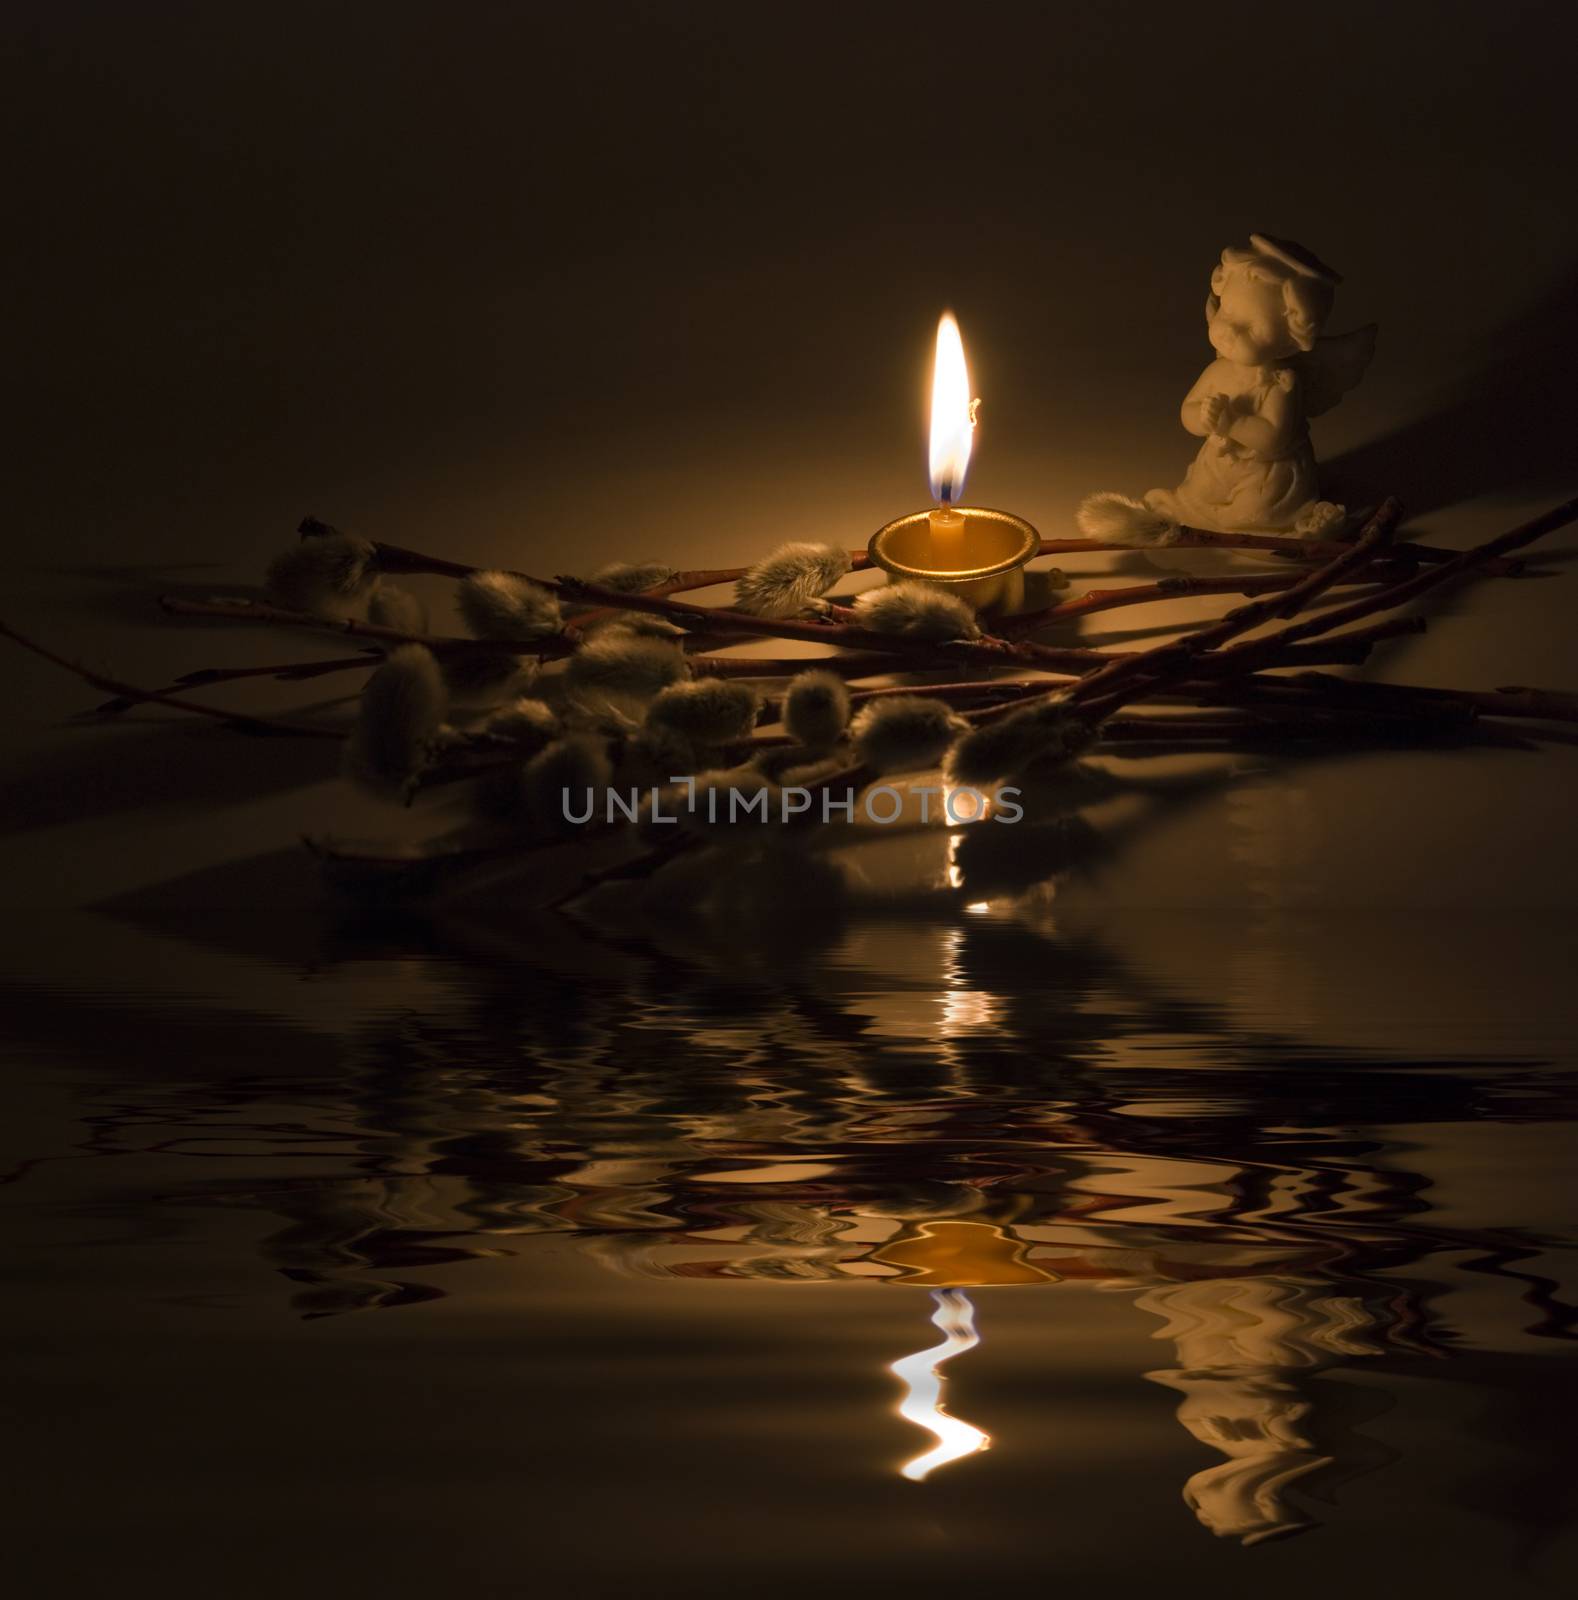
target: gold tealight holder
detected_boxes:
[867,506,1040,615]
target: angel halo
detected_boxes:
[1081,234,1376,543]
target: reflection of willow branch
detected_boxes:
[1009,1084,1499,1361]
[561,752,1245,931]
[55,912,1577,1351]
[947,706,1549,906]
[949,763,1234,902]
[936,919,1578,1350]
[1451,1242,1578,1342]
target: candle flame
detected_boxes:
[889,1288,991,1482]
[928,312,976,505]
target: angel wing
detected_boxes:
[1295,324,1377,418]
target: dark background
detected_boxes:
[5,0,1578,906]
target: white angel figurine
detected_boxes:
[1082,234,1376,543]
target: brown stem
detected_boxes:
[1211,672,1578,726]
[1142,523,1520,574]
[545,572,1381,676]
[1209,492,1578,674]
[1096,707,1447,737]
[154,590,1415,750]
[839,611,1578,726]
[0,617,346,739]
[997,565,1412,637]
[550,572,1005,658]
[365,523,1510,594]
[150,599,904,682]
[183,655,376,684]
[158,594,576,660]
[169,586,1373,682]
[364,501,1517,681]
[130,655,378,700]
[690,651,905,679]
[375,532,1393,673]
[1065,497,1404,717]
[152,601,904,683]
[840,679,1061,707]
[678,631,748,656]
[648,555,875,595]
[562,565,827,632]
[170,583,1034,670]
[852,662,1578,728]
[1091,715,1533,751]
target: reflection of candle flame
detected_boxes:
[889,1289,991,1482]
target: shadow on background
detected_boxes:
[1326,262,1578,516]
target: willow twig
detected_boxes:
[160,590,1380,683]
[1130,522,1521,574]
[547,573,1388,676]
[158,595,576,659]
[1215,673,1578,725]
[1009,493,1578,734]
[363,522,1508,592]
[996,564,1415,638]
[171,655,378,686]
[1210,492,1578,675]
[94,653,384,710]
[372,528,1410,674]
[1095,706,1465,739]
[1065,498,1404,718]
[308,510,1490,680]
[833,661,1578,729]
[0,617,346,739]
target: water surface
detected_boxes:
[3,909,1576,1596]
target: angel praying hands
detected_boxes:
[1081,234,1376,543]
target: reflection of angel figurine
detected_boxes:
[1081,234,1376,542]
[1139,1277,1394,1546]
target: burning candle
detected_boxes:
[926,311,977,570]
[868,314,1040,614]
